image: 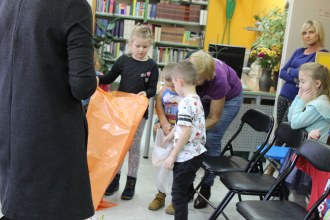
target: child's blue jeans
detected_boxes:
[203,92,242,186]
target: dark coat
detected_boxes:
[0,0,97,219]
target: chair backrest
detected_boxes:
[221,108,274,156]
[297,139,330,172]
[264,140,330,219]
[296,140,330,219]
[274,122,308,149]
[260,125,307,198]
[241,109,274,133]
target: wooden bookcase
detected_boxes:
[91,0,208,67]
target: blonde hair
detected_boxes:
[301,20,325,47]
[172,61,197,85]
[299,62,330,98]
[162,63,177,82]
[129,25,153,43]
[189,50,215,81]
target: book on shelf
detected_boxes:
[191,0,208,3]
[155,47,189,64]
[148,3,157,19]
[101,42,127,60]
[199,10,207,25]
[114,20,120,37]
[136,2,140,16]
[160,26,185,44]
[109,19,135,39]
[96,0,115,13]
[109,0,115,13]
[115,3,128,15]
[189,5,201,22]
[96,0,146,18]
[188,32,201,46]
[96,0,104,12]
[132,0,137,16]
[155,3,200,22]
[136,2,145,17]
[123,19,135,39]
[153,25,162,42]
[182,31,190,44]
[119,20,124,38]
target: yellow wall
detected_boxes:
[204,0,286,51]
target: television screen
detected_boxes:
[208,44,246,78]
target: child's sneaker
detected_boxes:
[165,203,175,215]
[148,192,166,211]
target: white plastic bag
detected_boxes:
[152,129,173,194]
[152,129,173,167]
[156,164,173,194]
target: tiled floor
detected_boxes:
[92,155,248,220]
[0,156,248,220]
[0,122,254,220]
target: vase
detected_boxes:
[259,69,273,92]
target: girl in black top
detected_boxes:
[98,25,159,200]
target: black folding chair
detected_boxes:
[236,139,330,220]
[208,122,307,220]
[193,109,274,210]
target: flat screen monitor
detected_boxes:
[208,44,246,78]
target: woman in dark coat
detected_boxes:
[0,0,97,219]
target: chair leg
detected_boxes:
[238,193,242,202]
[208,191,236,220]
[280,184,289,200]
[193,170,210,196]
[195,189,215,209]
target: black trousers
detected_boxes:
[171,153,204,220]
[275,95,292,145]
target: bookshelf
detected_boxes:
[91,0,208,67]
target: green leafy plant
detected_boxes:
[93,18,121,73]
[251,8,287,71]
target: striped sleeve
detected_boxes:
[177,98,195,126]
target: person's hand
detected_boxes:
[162,134,172,145]
[297,88,303,97]
[153,123,160,132]
[163,155,175,170]
[137,91,147,97]
[161,121,172,135]
[300,89,316,103]
[308,129,320,140]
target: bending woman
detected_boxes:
[188,50,243,209]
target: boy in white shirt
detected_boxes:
[163,61,206,220]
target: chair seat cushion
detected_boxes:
[220,172,276,193]
[202,156,248,173]
[236,200,307,220]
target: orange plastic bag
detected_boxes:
[86,87,148,209]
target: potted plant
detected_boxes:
[250,8,287,92]
[93,18,121,74]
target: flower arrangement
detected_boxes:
[250,8,287,72]
[250,45,281,71]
